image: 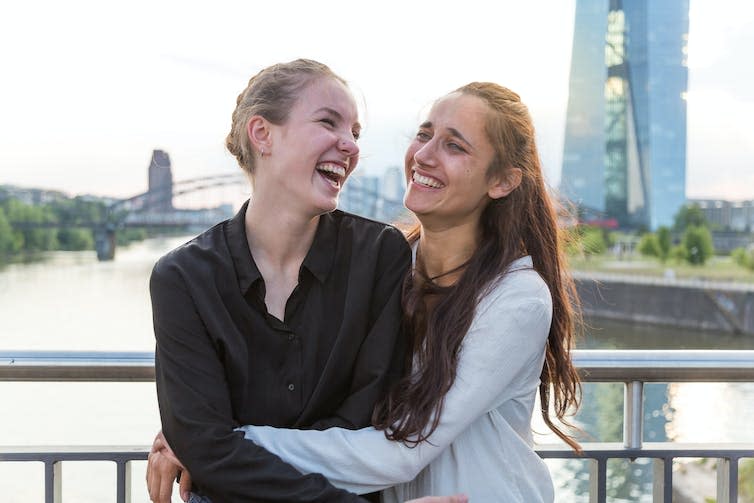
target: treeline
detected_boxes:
[0,196,147,262]
[635,204,715,265]
[569,203,754,270]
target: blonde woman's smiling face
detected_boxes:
[258,77,361,216]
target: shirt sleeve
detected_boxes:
[310,228,410,430]
[238,270,553,494]
[151,262,365,503]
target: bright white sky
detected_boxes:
[1,0,753,201]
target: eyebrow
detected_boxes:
[315,107,362,132]
[420,121,474,149]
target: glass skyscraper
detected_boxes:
[560,0,689,229]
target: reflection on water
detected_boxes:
[1,238,753,501]
[553,317,754,502]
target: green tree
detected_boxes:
[673,203,707,232]
[1,198,58,252]
[682,225,714,265]
[116,228,148,246]
[637,233,661,258]
[670,245,686,264]
[741,458,754,501]
[580,227,607,256]
[57,228,94,251]
[656,226,672,262]
[0,207,18,255]
[732,246,754,271]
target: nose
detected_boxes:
[338,136,359,158]
[412,138,436,167]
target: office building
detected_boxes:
[147,149,174,212]
[560,0,689,229]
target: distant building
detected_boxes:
[340,174,381,218]
[379,166,407,222]
[147,149,173,212]
[693,199,754,233]
[0,184,67,206]
[560,0,689,230]
[338,168,408,222]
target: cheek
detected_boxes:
[404,142,419,176]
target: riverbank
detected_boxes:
[576,271,754,336]
[570,255,754,284]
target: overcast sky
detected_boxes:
[1,0,753,201]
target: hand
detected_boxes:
[147,430,192,502]
[147,446,180,503]
[152,430,185,470]
[406,496,469,503]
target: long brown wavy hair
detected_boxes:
[372,82,582,452]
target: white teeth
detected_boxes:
[316,163,346,177]
[412,171,444,188]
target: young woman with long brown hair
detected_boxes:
[235,82,582,502]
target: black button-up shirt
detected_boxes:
[151,201,410,502]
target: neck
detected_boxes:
[245,197,319,270]
[418,220,480,286]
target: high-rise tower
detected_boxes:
[560,0,689,229]
[147,149,173,212]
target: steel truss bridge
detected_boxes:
[10,173,406,261]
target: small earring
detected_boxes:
[259,148,265,157]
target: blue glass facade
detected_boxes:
[561,0,688,229]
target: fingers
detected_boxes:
[152,430,165,453]
[153,430,186,470]
[179,470,193,502]
[160,445,185,470]
[158,464,176,503]
[146,449,179,503]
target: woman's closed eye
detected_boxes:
[447,142,467,153]
[416,131,432,142]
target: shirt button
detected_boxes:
[287,383,295,392]
[287,333,295,341]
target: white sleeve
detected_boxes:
[238,271,552,494]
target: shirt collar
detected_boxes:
[226,200,262,294]
[301,211,338,284]
[226,201,338,293]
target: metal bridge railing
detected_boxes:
[2,349,754,502]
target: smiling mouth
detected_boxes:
[411,170,445,188]
[316,163,346,188]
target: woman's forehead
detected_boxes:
[297,78,359,121]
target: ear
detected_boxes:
[488,167,522,200]
[246,115,272,156]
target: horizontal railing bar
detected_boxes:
[575,349,754,381]
[2,443,752,463]
[536,442,754,459]
[0,351,155,381]
[3,350,754,382]
[0,445,150,462]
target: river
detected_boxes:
[1,236,753,502]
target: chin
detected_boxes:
[403,198,425,216]
[314,198,339,215]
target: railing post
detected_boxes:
[125,460,134,503]
[716,457,738,503]
[116,459,130,503]
[652,457,672,502]
[623,380,643,449]
[588,458,607,503]
[45,460,62,503]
